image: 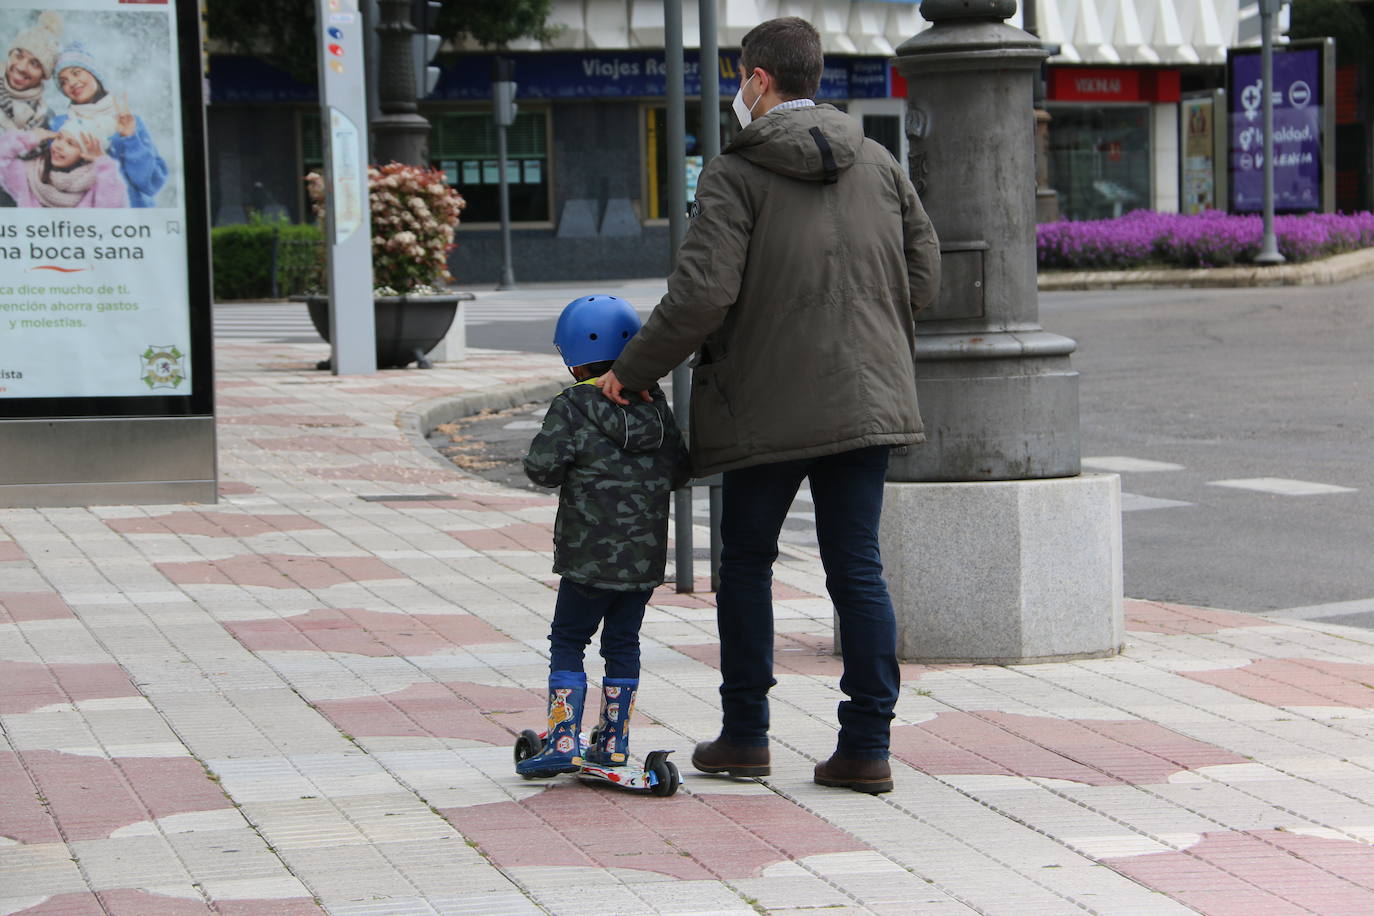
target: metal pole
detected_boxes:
[1256,0,1284,264]
[496,121,516,288]
[699,0,720,164]
[372,0,431,166]
[665,0,694,592]
[697,0,721,592]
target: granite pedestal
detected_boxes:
[878,473,1123,664]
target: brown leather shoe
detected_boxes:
[691,737,770,777]
[814,753,893,794]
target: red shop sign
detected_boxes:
[1049,67,1180,103]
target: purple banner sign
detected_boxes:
[1228,47,1323,213]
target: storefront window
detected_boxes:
[430,110,551,223]
[1046,105,1151,221]
[644,104,735,220]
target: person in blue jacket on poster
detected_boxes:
[48,42,167,208]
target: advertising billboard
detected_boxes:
[0,0,214,506]
[0,0,210,413]
[1226,41,1335,214]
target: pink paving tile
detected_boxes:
[1125,599,1271,635]
[224,608,513,656]
[5,893,107,916]
[449,522,554,552]
[0,661,142,714]
[217,395,311,408]
[217,413,361,428]
[218,481,258,496]
[1183,658,1374,709]
[216,379,260,390]
[249,435,411,455]
[1108,830,1374,914]
[890,711,1247,786]
[0,592,75,623]
[313,680,543,743]
[21,751,231,841]
[443,786,867,881]
[105,511,326,538]
[310,463,458,485]
[0,540,27,562]
[650,584,717,609]
[156,554,404,589]
[6,897,312,916]
[0,751,63,844]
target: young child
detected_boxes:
[517,294,690,778]
[0,127,128,208]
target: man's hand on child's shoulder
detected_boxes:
[595,370,652,406]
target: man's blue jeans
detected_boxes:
[549,579,651,678]
[716,445,900,760]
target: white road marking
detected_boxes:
[1121,493,1194,512]
[1209,477,1357,496]
[1082,456,1185,473]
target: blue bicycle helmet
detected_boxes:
[552,295,642,367]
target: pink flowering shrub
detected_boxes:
[1038,210,1374,270]
[307,162,466,293]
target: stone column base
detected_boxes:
[877,474,1123,664]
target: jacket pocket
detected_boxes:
[689,361,737,453]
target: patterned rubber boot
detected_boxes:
[516,670,587,777]
[583,677,638,767]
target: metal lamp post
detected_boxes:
[372,0,431,166]
[880,0,1123,663]
[1256,0,1285,264]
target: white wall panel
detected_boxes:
[514,1,1273,66]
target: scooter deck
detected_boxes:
[514,730,680,796]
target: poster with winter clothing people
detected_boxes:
[0,7,176,209]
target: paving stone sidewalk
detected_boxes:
[5,336,1374,916]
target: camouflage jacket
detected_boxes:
[524,380,690,591]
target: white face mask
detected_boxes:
[732,74,760,129]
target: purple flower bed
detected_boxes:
[1037,210,1374,270]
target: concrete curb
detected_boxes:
[1038,246,1374,290]
[397,374,568,474]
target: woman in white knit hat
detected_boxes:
[50,39,167,208]
[1,11,63,134]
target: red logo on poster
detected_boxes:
[1106,141,1123,163]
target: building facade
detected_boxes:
[208,0,1326,285]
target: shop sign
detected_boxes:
[1226,46,1324,212]
[1048,68,1180,103]
[429,51,891,101]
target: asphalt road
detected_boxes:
[461,277,1374,619]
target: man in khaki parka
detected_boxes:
[599,16,940,794]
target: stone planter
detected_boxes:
[296,294,462,369]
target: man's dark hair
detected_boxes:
[739,17,823,101]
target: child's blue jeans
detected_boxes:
[549,579,652,677]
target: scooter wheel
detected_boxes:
[514,729,542,774]
[650,758,680,797]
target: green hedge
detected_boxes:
[211,220,322,300]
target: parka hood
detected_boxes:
[723,104,864,182]
[566,382,671,455]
